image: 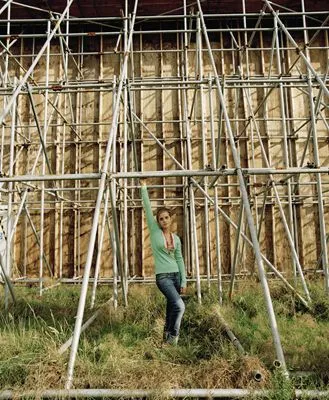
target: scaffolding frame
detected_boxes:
[0,0,328,388]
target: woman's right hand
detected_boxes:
[140,178,147,186]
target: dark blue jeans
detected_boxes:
[156,272,185,341]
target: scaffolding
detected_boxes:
[0,0,328,389]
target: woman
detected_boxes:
[140,180,187,345]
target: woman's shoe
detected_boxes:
[163,330,169,342]
[165,334,179,346]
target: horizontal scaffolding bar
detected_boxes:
[1,10,329,24]
[0,173,101,182]
[1,167,329,183]
[0,25,328,39]
[1,10,328,24]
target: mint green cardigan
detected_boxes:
[141,186,187,288]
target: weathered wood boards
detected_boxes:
[1,23,327,282]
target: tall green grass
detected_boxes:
[0,281,329,395]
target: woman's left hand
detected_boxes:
[180,287,187,295]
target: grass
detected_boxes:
[0,280,329,398]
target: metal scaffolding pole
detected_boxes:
[22,204,53,277]
[1,167,329,185]
[0,0,13,17]
[1,4,329,386]
[182,61,202,303]
[181,0,202,303]
[38,19,51,294]
[229,200,244,300]
[122,2,130,295]
[196,0,287,373]
[65,0,137,388]
[242,84,311,302]
[0,254,15,304]
[208,77,223,303]
[0,1,10,196]
[128,116,309,309]
[4,83,16,309]
[264,1,329,100]
[90,187,110,309]
[0,0,74,125]
[197,14,211,291]
[273,16,298,283]
[110,181,127,300]
[301,0,329,292]
[1,387,329,399]
[9,96,63,245]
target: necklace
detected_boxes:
[163,232,174,250]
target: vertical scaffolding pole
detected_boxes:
[229,200,244,299]
[196,0,287,372]
[175,26,190,278]
[301,0,329,293]
[127,8,137,278]
[4,82,16,309]
[9,97,60,245]
[242,86,311,302]
[208,77,223,304]
[127,83,138,278]
[65,1,138,388]
[122,1,130,293]
[197,14,211,290]
[0,0,11,183]
[273,16,298,283]
[39,19,51,295]
[109,178,127,304]
[111,76,119,307]
[240,0,260,270]
[183,0,201,303]
[96,33,104,289]
[58,0,71,279]
[110,75,127,303]
[90,187,110,309]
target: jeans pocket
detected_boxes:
[156,273,168,281]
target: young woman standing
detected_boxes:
[140,180,187,345]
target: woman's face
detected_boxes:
[157,211,172,230]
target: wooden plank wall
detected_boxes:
[0,25,328,282]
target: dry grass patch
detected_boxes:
[1,281,329,395]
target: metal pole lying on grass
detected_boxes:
[58,296,115,355]
[65,0,138,388]
[213,305,245,354]
[1,388,329,399]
